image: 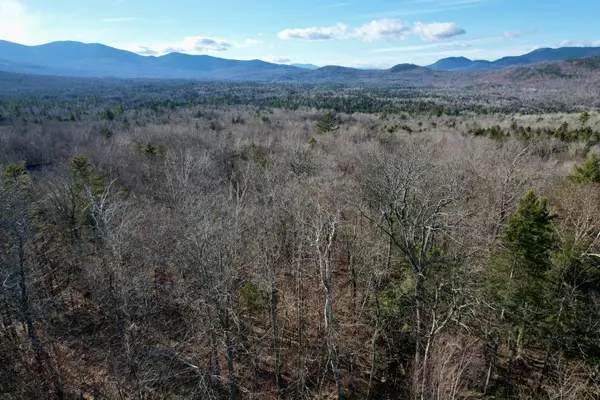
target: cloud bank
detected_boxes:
[279,19,465,43]
[413,22,466,41]
[121,36,261,56]
[354,19,412,42]
[261,55,292,64]
[277,24,348,41]
[559,39,600,47]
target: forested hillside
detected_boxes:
[1,81,599,399]
[3,40,600,86]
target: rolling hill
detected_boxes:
[292,63,320,70]
[2,40,600,85]
[427,46,600,71]
[0,40,301,80]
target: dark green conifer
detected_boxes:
[315,112,339,134]
[568,152,600,183]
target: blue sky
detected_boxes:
[1,0,599,67]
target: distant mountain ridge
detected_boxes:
[427,47,600,71]
[292,63,320,70]
[0,40,302,80]
[2,40,600,81]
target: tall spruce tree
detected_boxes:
[3,163,29,188]
[502,190,555,309]
[315,112,339,134]
[568,151,600,184]
[69,156,106,240]
[491,190,556,380]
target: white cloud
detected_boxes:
[413,22,465,41]
[559,40,600,47]
[170,36,233,52]
[129,45,160,56]
[244,39,261,46]
[118,36,261,56]
[117,37,231,55]
[278,19,465,43]
[102,17,138,23]
[503,28,537,39]
[236,38,262,48]
[261,56,292,64]
[503,30,520,39]
[354,19,412,42]
[277,24,347,41]
[0,0,42,44]
[372,41,471,53]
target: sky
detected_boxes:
[1,0,600,68]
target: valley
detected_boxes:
[1,69,599,398]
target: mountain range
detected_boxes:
[426,47,600,71]
[291,63,320,70]
[1,40,600,81]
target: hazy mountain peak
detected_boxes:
[2,40,600,81]
[428,46,600,71]
[389,63,427,73]
[292,63,319,70]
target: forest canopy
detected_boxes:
[0,78,599,400]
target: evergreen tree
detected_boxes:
[113,104,125,116]
[70,156,104,196]
[315,112,339,134]
[568,151,600,183]
[504,191,555,285]
[491,190,556,363]
[101,109,115,121]
[579,111,590,123]
[69,156,106,239]
[3,163,29,187]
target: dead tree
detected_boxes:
[314,207,343,399]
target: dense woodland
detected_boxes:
[1,79,599,399]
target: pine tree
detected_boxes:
[504,190,555,285]
[315,112,339,134]
[567,151,600,183]
[3,163,29,187]
[491,190,556,363]
[69,156,106,239]
[101,109,115,121]
[70,156,104,196]
[579,111,590,123]
[492,191,555,312]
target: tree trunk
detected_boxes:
[386,236,392,270]
[226,335,238,400]
[18,228,64,398]
[317,215,342,399]
[348,252,356,316]
[211,332,222,391]
[483,342,497,395]
[296,247,305,399]
[413,271,426,400]
[367,292,381,399]
[271,279,282,397]
[536,346,552,393]
[419,332,433,400]
[414,273,425,367]
[324,266,343,399]
[18,235,38,349]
